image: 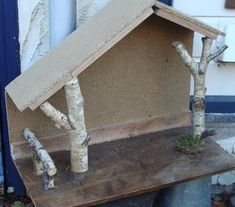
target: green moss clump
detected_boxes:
[177,135,204,154]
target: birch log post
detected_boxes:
[23,128,57,176]
[64,77,89,173]
[23,128,56,189]
[39,77,89,173]
[172,37,227,138]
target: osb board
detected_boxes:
[5,0,223,112]
[154,1,224,39]
[7,16,192,151]
[15,127,235,207]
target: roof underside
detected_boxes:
[6,0,224,112]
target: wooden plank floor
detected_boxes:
[15,127,235,207]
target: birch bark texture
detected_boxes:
[23,128,56,189]
[23,128,57,176]
[172,37,227,138]
[39,77,89,173]
[65,78,89,173]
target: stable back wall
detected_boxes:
[7,16,192,153]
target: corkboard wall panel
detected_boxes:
[7,15,192,145]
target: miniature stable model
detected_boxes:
[4,0,235,206]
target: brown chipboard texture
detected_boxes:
[6,0,156,112]
[5,0,223,112]
[7,16,193,157]
[12,112,191,159]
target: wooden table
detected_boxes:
[15,127,235,207]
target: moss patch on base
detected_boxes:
[177,135,204,154]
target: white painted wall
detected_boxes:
[18,0,49,72]
[49,0,77,49]
[77,0,110,26]
[173,0,235,185]
[173,0,235,96]
[173,0,235,16]
[18,0,110,72]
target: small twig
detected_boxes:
[207,45,228,62]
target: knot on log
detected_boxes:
[68,131,90,147]
[81,132,90,147]
[192,97,205,112]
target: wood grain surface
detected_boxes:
[15,127,235,207]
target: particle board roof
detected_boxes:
[6,0,224,112]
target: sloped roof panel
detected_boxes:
[6,0,224,112]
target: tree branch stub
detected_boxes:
[198,37,212,74]
[43,173,55,190]
[40,101,71,130]
[172,41,198,74]
[207,44,228,63]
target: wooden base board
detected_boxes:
[14,127,235,207]
[11,112,191,159]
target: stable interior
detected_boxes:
[7,16,192,158]
[6,14,234,207]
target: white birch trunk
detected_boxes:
[173,37,227,138]
[192,74,206,137]
[39,77,89,173]
[23,128,57,176]
[64,77,88,173]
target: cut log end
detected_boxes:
[43,173,55,190]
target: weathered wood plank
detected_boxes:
[154,1,225,38]
[15,127,235,207]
